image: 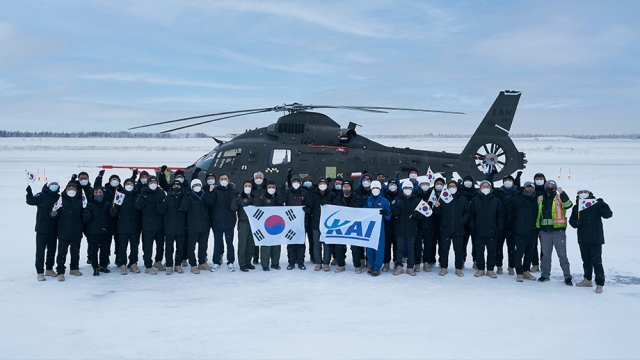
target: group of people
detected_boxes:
[26,166,612,294]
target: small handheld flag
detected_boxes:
[25,170,37,184]
[579,198,598,212]
[426,167,438,186]
[113,191,125,205]
[428,189,438,204]
[439,188,454,204]
[415,199,433,217]
[81,189,88,208]
[52,198,63,212]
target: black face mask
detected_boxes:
[523,189,535,197]
[94,194,104,202]
[545,187,557,195]
[173,187,181,194]
[342,190,351,196]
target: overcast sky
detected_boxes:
[1,1,638,135]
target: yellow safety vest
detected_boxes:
[536,194,572,229]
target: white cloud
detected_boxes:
[79,73,258,90]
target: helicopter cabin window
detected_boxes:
[270,149,291,166]
[213,148,243,169]
[195,150,217,171]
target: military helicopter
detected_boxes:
[129,90,527,185]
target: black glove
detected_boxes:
[287,168,293,175]
[516,171,523,178]
[362,169,368,174]
[26,185,32,194]
[194,167,202,174]
[326,177,333,184]
[71,174,77,181]
[412,210,421,218]
[161,165,167,172]
[98,169,105,177]
[379,209,390,216]
[132,168,139,174]
[395,170,401,178]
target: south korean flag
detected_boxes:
[415,199,433,217]
[579,198,598,212]
[245,205,306,246]
[439,187,454,204]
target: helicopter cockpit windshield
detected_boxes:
[213,148,243,169]
[195,150,216,170]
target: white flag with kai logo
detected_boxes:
[245,205,306,246]
[113,190,125,205]
[319,204,383,250]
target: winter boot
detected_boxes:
[228,263,237,272]
[211,264,220,272]
[297,263,306,270]
[565,278,573,286]
[423,262,431,272]
[331,258,338,266]
[576,278,593,287]
[153,261,166,271]
[181,260,188,267]
[474,270,485,277]
[487,271,497,278]
[371,270,380,277]
[439,268,447,276]
[286,264,294,270]
[57,274,65,281]
[314,264,322,271]
[414,264,420,273]
[37,273,45,281]
[145,267,157,275]
[523,271,536,281]
[191,266,200,274]
[240,265,249,272]
[393,266,404,276]
[530,265,540,273]
[198,263,212,271]
[247,264,255,270]
[595,285,603,294]
[99,266,111,273]
[497,267,503,275]
[455,269,464,277]
[93,268,100,276]
[407,268,416,276]
[382,263,390,272]
[166,267,173,275]
[516,274,524,282]
[508,267,515,275]
[263,267,270,271]
[472,261,478,270]
[45,269,57,277]
[537,276,550,282]
[355,267,362,274]
[119,265,128,275]
[335,266,346,273]
[130,264,140,273]
[69,269,82,276]
[174,266,184,274]
[323,265,330,272]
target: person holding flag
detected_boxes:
[26,177,60,281]
[279,174,313,270]
[569,184,613,294]
[391,181,420,276]
[415,180,437,272]
[331,181,364,273]
[110,178,141,275]
[254,180,284,271]
[536,180,573,285]
[428,177,446,266]
[433,179,470,276]
[50,181,85,281]
[82,187,112,276]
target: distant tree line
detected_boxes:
[0,130,211,138]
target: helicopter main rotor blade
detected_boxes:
[128,108,273,130]
[308,106,388,114]
[159,109,273,134]
[334,106,465,115]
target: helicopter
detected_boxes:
[129,90,527,185]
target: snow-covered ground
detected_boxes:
[1,136,639,359]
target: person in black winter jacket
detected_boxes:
[391,181,421,276]
[569,184,613,293]
[211,173,238,271]
[158,167,188,192]
[180,179,215,273]
[433,179,470,276]
[279,175,314,270]
[231,180,257,272]
[459,175,478,266]
[94,171,123,264]
[382,179,399,271]
[159,180,187,274]
[26,178,61,280]
[414,180,436,273]
[110,178,141,275]
[530,172,547,271]
[254,180,284,270]
[495,174,519,275]
[310,177,336,271]
[51,181,84,281]
[429,177,447,266]
[513,181,539,281]
[82,187,112,276]
[331,181,363,272]
[135,176,166,274]
[469,180,505,278]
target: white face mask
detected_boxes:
[303,181,312,188]
[362,181,371,188]
[207,179,216,185]
[503,181,513,189]
[149,183,158,190]
[125,185,134,192]
[372,188,381,196]
[254,178,263,185]
[79,179,88,186]
[66,190,77,197]
[578,193,589,199]
[389,185,398,192]
[535,180,544,186]
[448,187,458,194]
[403,189,412,196]
[464,181,473,188]
[409,173,418,180]
[435,185,443,191]
[219,180,229,187]
[318,184,328,191]
[193,185,202,192]
[244,187,252,194]
[267,188,276,195]
[141,178,148,185]
[481,188,491,195]
[420,185,429,192]
[176,177,185,183]
[292,182,301,190]
[110,180,120,187]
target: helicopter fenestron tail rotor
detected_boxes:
[128,104,465,133]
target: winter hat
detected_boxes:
[317,177,327,184]
[576,184,590,193]
[140,170,150,177]
[172,180,182,187]
[206,173,216,180]
[402,181,413,189]
[523,181,534,188]
[291,175,302,183]
[387,179,398,185]
[124,178,135,186]
[334,176,343,182]
[108,174,121,182]
[362,173,373,180]
[303,175,313,182]
[48,177,60,186]
[342,180,352,187]
[78,171,89,177]
[534,172,546,180]
[544,180,557,188]
[191,179,202,187]
[174,170,186,178]
[407,167,418,175]
[65,181,77,190]
[463,175,475,182]
[148,176,158,184]
[434,177,446,186]
[375,171,386,178]
[371,180,382,189]
[479,180,492,188]
[447,179,458,186]
[503,175,515,182]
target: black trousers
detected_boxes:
[439,234,464,270]
[165,235,185,267]
[112,232,120,266]
[350,245,364,268]
[56,238,81,274]
[213,228,234,265]
[579,243,605,286]
[429,226,441,264]
[253,244,260,261]
[383,226,397,264]
[462,228,475,262]
[414,228,434,265]
[88,234,111,269]
[188,232,208,267]
[306,225,314,262]
[287,244,305,265]
[117,232,140,267]
[35,232,57,273]
[475,236,497,271]
[396,236,416,268]
[533,230,541,266]
[497,228,516,268]
[142,230,164,268]
[334,244,347,267]
[514,234,536,275]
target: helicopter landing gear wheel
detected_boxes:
[475,143,506,174]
